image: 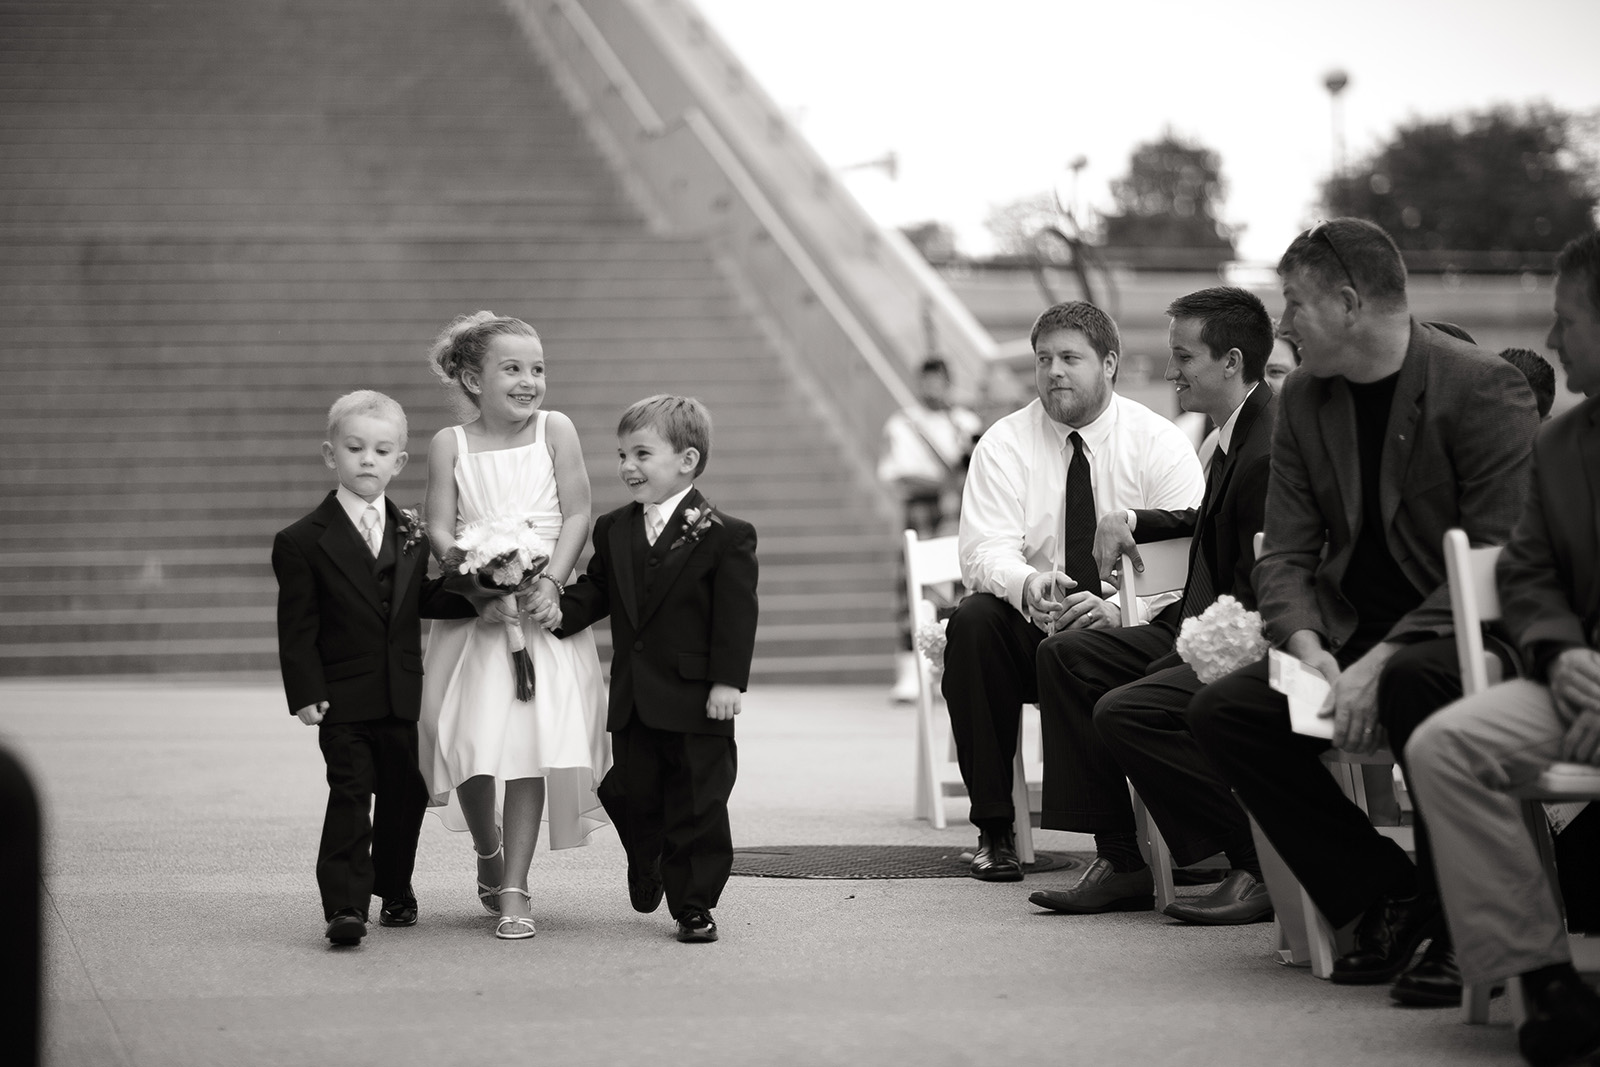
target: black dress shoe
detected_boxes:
[1519,965,1600,1067]
[1389,936,1461,1007]
[1028,857,1152,914]
[1162,869,1274,926]
[628,856,664,914]
[675,908,719,943]
[379,891,418,928]
[971,829,1023,882]
[1330,894,1442,985]
[325,908,366,946]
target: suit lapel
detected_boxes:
[640,488,705,626]
[387,499,420,622]
[1317,378,1361,538]
[315,492,385,617]
[1580,406,1600,623]
[610,505,641,629]
[1378,326,1428,531]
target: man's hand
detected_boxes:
[1327,642,1401,754]
[476,594,520,627]
[1559,709,1600,765]
[706,683,742,721]
[1057,590,1121,631]
[1092,511,1139,583]
[296,701,329,726]
[1023,570,1071,633]
[1550,648,1600,725]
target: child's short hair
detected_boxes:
[428,311,540,407]
[326,390,408,447]
[1499,346,1556,419]
[618,395,712,477]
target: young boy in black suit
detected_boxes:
[273,390,478,946]
[556,395,759,942]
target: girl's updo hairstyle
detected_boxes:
[427,311,540,407]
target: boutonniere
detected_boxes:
[669,502,721,551]
[398,506,427,557]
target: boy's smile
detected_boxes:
[618,426,697,505]
[322,413,407,503]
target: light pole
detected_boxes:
[1323,69,1349,175]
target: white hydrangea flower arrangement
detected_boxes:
[1175,594,1269,684]
[912,598,948,680]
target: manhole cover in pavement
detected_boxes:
[730,845,1080,879]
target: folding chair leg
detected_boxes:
[1012,744,1035,865]
[1304,885,1341,980]
[1461,982,1493,1024]
[1132,786,1176,912]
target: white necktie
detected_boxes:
[645,504,663,546]
[359,506,380,557]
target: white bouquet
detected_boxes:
[446,516,552,701]
[912,599,948,680]
[1175,594,1269,684]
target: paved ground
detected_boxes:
[1,678,1527,1067]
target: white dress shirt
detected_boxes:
[336,486,386,552]
[649,485,695,543]
[959,393,1205,620]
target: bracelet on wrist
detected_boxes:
[536,573,564,594]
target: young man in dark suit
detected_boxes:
[1407,231,1600,1064]
[557,395,759,943]
[1187,219,1539,1003]
[1029,286,1278,922]
[273,391,477,946]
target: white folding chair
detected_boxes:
[1118,537,1193,911]
[904,530,1043,863]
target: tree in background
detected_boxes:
[1322,104,1598,252]
[982,192,1062,257]
[1100,130,1237,266]
[898,220,960,264]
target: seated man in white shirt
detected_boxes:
[945,301,1205,880]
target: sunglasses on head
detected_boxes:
[1306,220,1355,289]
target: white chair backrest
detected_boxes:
[903,530,962,611]
[1444,528,1503,697]
[1118,537,1193,621]
[1253,530,1264,560]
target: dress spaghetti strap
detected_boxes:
[452,423,470,453]
[534,409,547,445]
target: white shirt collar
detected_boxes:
[1215,382,1264,456]
[649,485,695,525]
[336,486,386,536]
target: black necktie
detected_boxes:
[1180,446,1226,618]
[1062,431,1098,599]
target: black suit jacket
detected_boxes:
[1132,382,1276,612]
[272,491,476,723]
[1254,320,1538,653]
[557,488,759,737]
[1498,395,1600,674]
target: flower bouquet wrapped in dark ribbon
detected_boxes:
[444,516,551,701]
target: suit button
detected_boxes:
[648,558,659,568]
[381,601,390,612]
[633,641,644,652]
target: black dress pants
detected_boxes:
[1035,623,1173,834]
[940,593,1045,827]
[316,717,428,921]
[600,719,737,920]
[1188,638,1477,927]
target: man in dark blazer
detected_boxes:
[557,395,759,943]
[1407,231,1600,1064]
[273,391,478,945]
[1030,286,1279,923]
[1187,219,1539,1004]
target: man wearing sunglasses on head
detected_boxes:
[1186,218,1539,1007]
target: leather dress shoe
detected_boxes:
[379,891,417,928]
[971,829,1023,882]
[1028,857,1153,914]
[628,856,664,914]
[1330,894,1442,985]
[1519,965,1600,1067]
[325,908,366,946]
[1389,936,1462,1007]
[675,908,719,943]
[1162,869,1274,926]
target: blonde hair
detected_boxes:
[617,395,712,477]
[326,390,407,447]
[427,311,540,407]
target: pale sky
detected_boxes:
[695,0,1600,262]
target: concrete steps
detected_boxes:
[0,0,897,683]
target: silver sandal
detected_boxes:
[494,887,536,940]
[476,843,503,916]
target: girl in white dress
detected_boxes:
[419,311,609,940]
